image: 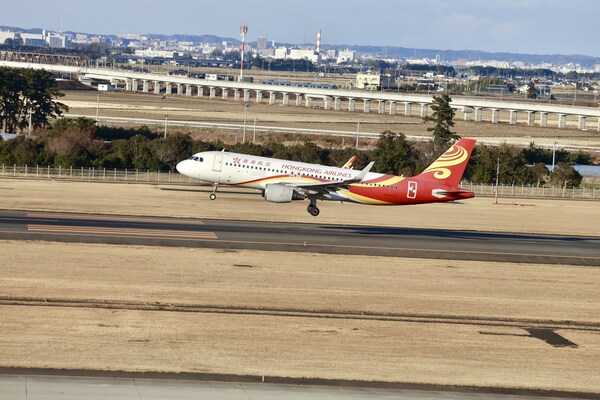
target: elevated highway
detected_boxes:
[2,60,600,131]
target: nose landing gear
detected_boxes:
[209,184,218,200]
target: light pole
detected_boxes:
[242,104,250,142]
[164,114,168,138]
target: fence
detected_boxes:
[1,164,598,200]
[0,164,196,185]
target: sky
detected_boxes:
[2,0,598,57]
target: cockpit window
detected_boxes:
[188,156,204,162]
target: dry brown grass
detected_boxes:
[0,241,599,392]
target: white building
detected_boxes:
[134,49,177,58]
[274,47,288,59]
[0,31,17,44]
[337,49,355,63]
[288,48,319,63]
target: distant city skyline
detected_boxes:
[2,0,598,57]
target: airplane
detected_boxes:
[176,138,476,217]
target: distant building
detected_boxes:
[0,31,17,44]
[289,48,318,63]
[337,50,355,63]
[356,73,381,90]
[257,37,268,51]
[134,49,177,58]
[274,47,288,59]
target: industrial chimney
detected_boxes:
[316,29,321,54]
[239,24,248,82]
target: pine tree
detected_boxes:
[422,94,460,156]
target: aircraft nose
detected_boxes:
[176,160,191,176]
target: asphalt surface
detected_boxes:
[1,210,599,265]
[0,374,595,400]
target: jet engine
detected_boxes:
[263,183,305,203]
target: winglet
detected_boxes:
[341,155,357,169]
[348,161,374,183]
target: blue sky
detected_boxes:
[2,0,598,56]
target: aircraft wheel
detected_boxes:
[209,193,217,200]
[307,205,320,217]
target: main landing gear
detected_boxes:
[307,196,320,217]
[209,184,218,200]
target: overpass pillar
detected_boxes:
[269,91,276,105]
[196,86,204,97]
[474,107,482,122]
[348,98,356,111]
[491,109,499,123]
[209,87,216,99]
[222,88,229,100]
[363,99,370,113]
[324,96,332,110]
[578,115,586,130]
[526,111,535,126]
[142,80,149,93]
[420,103,428,118]
[463,111,471,121]
[404,102,412,116]
[243,90,251,102]
[166,83,172,94]
[295,94,303,106]
[334,97,342,111]
[154,82,161,95]
[256,91,263,103]
[282,93,290,106]
[509,110,517,124]
[125,80,131,91]
[305,97,312,108]
[177,84,184,95]
[597,118,600,132]
[186,85,193,97]
[377,100,385,114]
[389,101,397,115]
[539,112,548,127]
[234,90,241,101]
[131,79,138,92]
[558,114,566,128]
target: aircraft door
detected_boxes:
[213,154,223,172]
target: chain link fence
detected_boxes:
[1,164,598,200]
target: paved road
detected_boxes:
[1,210,599,265]
[0,374,594,400]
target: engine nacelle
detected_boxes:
[263,183,305,203]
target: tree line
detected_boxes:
[0,117,587,188]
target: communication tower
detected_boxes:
[240,24,248,81]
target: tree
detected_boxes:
[0,67,67,133]
[526,81,538,99]
[372,130,416,176]
[550,163,582,188]
[422,94,459,156]
[530,163,550,187]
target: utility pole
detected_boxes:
[95,93,100,123]
[242,104,249,142]
[252,117,257,144]
[494,157,500,204]
[355,121,360,149]
[164,114,168,138]
[28,108,33,137]
[551,142,557,172]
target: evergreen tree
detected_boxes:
[372,130,415,176]
[422,94,459,155]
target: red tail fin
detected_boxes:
[417,138,476,187]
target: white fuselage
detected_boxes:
[177,151,383,189]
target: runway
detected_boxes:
[0,374,595,400]
[1,210,599,265]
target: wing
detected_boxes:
[287,162,374,196]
